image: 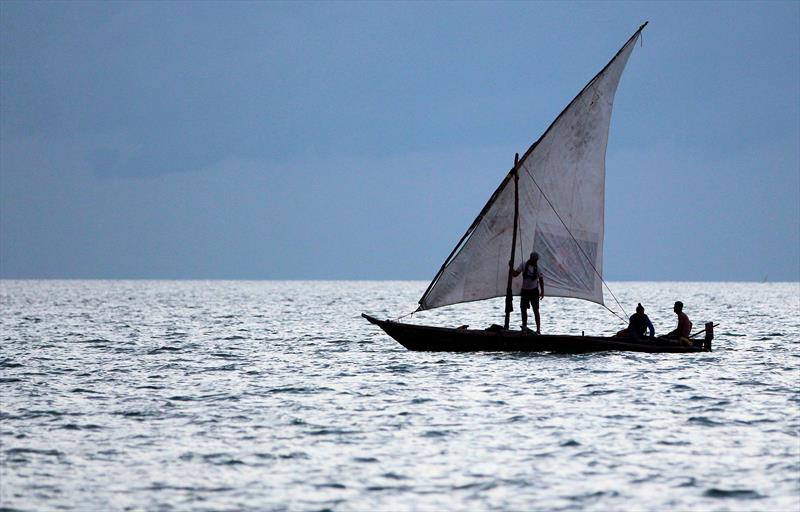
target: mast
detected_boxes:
[504,153,520,329]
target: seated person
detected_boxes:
[615,303,655,340]
[667,301,693,339]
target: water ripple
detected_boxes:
[0,280,798,511]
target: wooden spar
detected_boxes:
[689,323,719,339]
[504,153,520,329]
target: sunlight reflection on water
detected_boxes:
[1,280,798,511]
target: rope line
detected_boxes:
[603,304,627,324]
[393,309,417,322]
[523,167,629,324]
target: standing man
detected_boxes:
[667,301,693,339]
[512,251,545,334]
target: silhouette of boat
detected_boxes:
[364,23,714,353]
[363,314,712,353]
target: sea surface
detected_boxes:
[1,280,798,511]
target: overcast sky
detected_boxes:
[1,1,798,281]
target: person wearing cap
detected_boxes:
[511,251,545,334]
[624,303,655,340]
[667,301,693,339]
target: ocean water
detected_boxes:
[1,280,798,512]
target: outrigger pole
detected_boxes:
[504,153,520,329]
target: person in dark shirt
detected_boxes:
[615,303,655,340]
[627,303,655,339]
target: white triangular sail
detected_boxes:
[419,25,644,311]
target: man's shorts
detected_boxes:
[521,288,539,310]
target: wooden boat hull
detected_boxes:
[362,314,713,354]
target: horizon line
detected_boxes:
[1,277,797,284]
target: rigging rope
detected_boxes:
[393,309,416,321]
[522,167,629,324]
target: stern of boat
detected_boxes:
[704,322,714,352]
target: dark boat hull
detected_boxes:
[362,314,712,354]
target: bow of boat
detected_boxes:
[361,313,386,326]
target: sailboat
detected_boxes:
[363,23,713,354]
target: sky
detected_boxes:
[1,1,798,281]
